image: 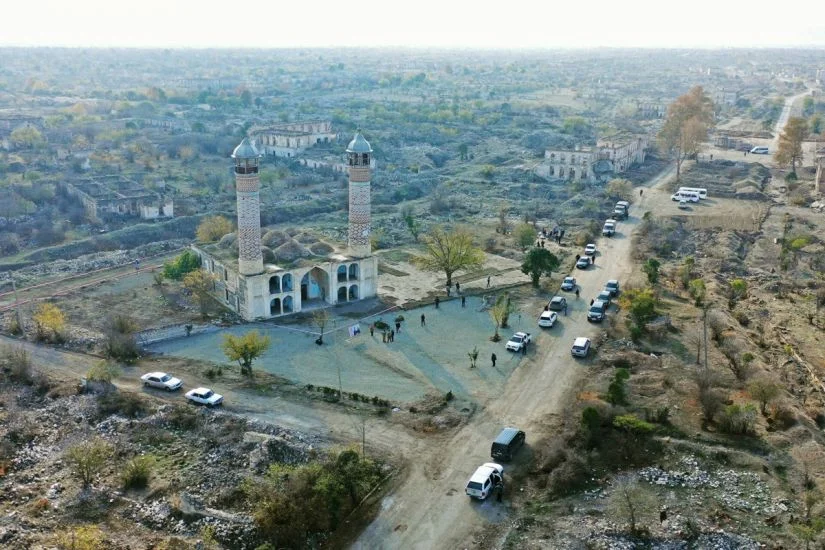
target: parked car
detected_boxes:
[538,310,558,328]
[491,428,525,462]
[584,243,597,256]
[465,463,504,500]
[140,372,182,392]
[185,387,224,407]
[571,337,592,358]
[678,199,690,209]
[548,296,567,311]
[602,220,616,237]
[505,331,532,352]
[613,206,628,220]
[597,290,612,305]
[750,146,769,155]
[587,300,608,322]
[576,256,592,269]
[560,276,577,292]
[604,280,620,297]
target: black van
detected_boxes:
[490,427,526,462]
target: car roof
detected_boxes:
[550,296,564,302]
[540,310,556,317]
[607,279,619,285]
[513,331,528,337]
[494,427,521,444]
[573,337,590,346]
[586,243,596,247]
[470,464,500,483]
[143,371,166,378]
[564,276,575,280]
[592,300,607,307]
[189,387,211,393]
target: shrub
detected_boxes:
[86,361,121,383]
[733,310,750,327]
[55,525,105,550]
[104,314,139,363]
[606,368,630,406]
[97,391,150,418]
[770,403,797,430]
[718,403,757,435]
[167,405,200,430]
[547,453,590,497]
[64,438,113,487]
[162,250,201,281]
[1,345,33,383]
[122,455,153,490]
[645,406,670,424]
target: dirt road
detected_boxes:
[353,165,676,550]
[770,88,812,153]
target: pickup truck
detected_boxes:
[505,331,532,352]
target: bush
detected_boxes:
[122,455,153,490]
[547,453,590,497]
[167,405,200,430]
[718,403,757,435]
[1,345,33,383]
[97,391,150,418]
[770,403,797,430]
[162,250,202,281]
[64,438,113,487]
[699,388,725,425]
[86,361,121,383]
[55,525,105,550]
[606,368,630,405]
[104,314,139,363]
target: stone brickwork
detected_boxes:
[235,172,264,275]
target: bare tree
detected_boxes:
[608,475,657,535]
[658,86,715,181]
[312,309,331,345]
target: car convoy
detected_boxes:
[140,370,224,407]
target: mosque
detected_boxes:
[191,130,378,321]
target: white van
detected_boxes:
[678,187,707,199]
[670,190,700,203]
[750,146,769,155]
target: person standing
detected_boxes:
[420,313,426,326]
[395,321,401,333]
[455,281,460,294]
[435,296,440,309]
[390,329,395,342]
[461,295,466,307]
[575,288,580,299]
[446,285,451,297]
[382,331,387,343]
[491,353,497,367]
[369,324,374,337]
[487,276,491,288]
[521,342,527,355]
[564,303,568,316]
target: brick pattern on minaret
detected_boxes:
[346,131,373,258]
[236,172,263,275]
[232,139,264,276]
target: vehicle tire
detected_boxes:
[143,382,149,387]
[165,387,171,392]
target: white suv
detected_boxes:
[465,463,504,500]
[571,337,591,358]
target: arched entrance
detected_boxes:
[337,265,347,283]
[338,286,348,302]
[349,285,359,300]
[300,267,331,305]
[282,295,293,313]
[270,298,281,316]
[282,273,293,292]
[348,263,359,280]
[269,275,280,294]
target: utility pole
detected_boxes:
[11,277,23,334]
[702,305,709,371]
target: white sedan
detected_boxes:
[141,372,183,392]
[584,243,597,256]
[185,387,224,407]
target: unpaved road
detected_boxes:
[353,165,677,550]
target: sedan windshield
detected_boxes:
[203,390,214,398]
[161,374,172,382]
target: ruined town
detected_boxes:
[2,6,825,550]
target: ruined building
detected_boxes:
[192,131,378,321]
[64,176,173,223]
[538,134,649,183]
[249,120,336,158]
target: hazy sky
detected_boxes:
[3,0,823,49]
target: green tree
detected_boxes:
[729,278,748,306]
[400,204,420,242]
[776,117,808,175]
[642,258,661,285]
[678,256,695,288]
[64,438,113,487]
[606,368,631,405]
[412,226,484,287]
[514,223,537,251]
[658,86,715,180]
[520,248,560,288]
[183,270,217,319]
[222,330,271,375]
[748,377,781,415]
[458,143,468,161]
[619,288,657,328]
[86,361,121,383]
[10,125,45,148]
[489,292,517,341]
[162,250,202,280]
[688,278,706,306]
[810,114,823,135]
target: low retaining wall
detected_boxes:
[137,323,218,347]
